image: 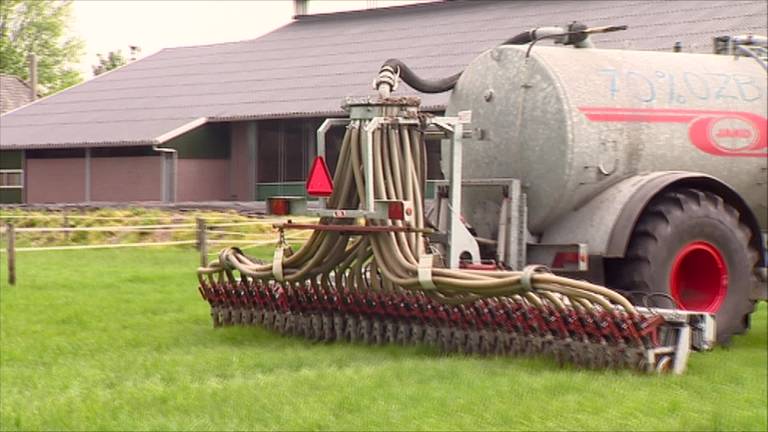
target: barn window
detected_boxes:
[256,118,323,198]
[0,170,23,188]
[252,115,438,199]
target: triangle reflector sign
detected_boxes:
[306,156,334,197]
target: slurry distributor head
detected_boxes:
[197,96,714,374]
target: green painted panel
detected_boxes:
[425,181,437,199]
[256,181,439,202]
[0,151,22,169]
[0,188,22,204]
[167,124,230,159]
[91,147,155,157]
[256,183,307,201]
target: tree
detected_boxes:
[0,0,83,95]
[92,50,126,76]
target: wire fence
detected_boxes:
[0,214,297,224]
[0,216,312,286]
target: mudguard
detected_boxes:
[539,171,765,271]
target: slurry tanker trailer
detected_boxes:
[196,24,767,374]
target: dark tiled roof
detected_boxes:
[1,0,766,149]
[0,74,34,114]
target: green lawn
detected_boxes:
[1,248,766,431]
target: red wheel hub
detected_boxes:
[669,241,728,312]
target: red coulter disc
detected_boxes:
[200,273,674,374]
[669,241,728,313]
[207,277,658,351]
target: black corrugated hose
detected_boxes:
[380,58,463,94]
[379,29,540,93]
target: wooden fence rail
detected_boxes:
[1,218,308,286]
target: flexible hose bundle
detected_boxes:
[199,115,636,313]
[196,100,668,371]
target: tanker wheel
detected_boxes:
[606,188,758,344]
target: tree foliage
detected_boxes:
[0,0,83,94]
[92,50,126,76]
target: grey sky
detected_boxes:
[71,0,426,78]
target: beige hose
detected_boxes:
[199,112,638,317]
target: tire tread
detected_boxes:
[607,187,758,344]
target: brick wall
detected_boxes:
[177,159,229,201]
[26,158,85,203]
[90,156,162,201]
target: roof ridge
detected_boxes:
[158,21,296,52]
[2,0,765,149]
[0,73,29,85]
[123,0,748,65]
[294,0,448,20]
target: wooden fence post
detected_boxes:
[6,223,15,286]
[63,211,70,242]
[196,217,207,267]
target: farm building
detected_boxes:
[0,73,36,202]
[0,0,766,204]
[0,74,35,114]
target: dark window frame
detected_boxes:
[0,169,23,188]
[257,118,322,184]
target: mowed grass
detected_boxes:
[0,248,766,431]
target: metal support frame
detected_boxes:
[618,307,713,375]
[363,118,382,212]
[633,306,715,375]
[308,110,481,269]
[316,118,349,208]
[507,179,527,270]
[447,121,464,269]
[275,221,431,234]
[635,306,716,351]
[723,34,768,70]
[451,178,527,270]
[432,177,527,269]
[430,115,480,268]
[312,116,425,219]
[316,118,350,159]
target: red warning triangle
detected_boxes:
[306,156,334,197]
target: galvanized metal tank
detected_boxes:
[444,46,767,234]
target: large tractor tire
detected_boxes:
[606,188,758,344]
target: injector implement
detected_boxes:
[197,23,766,374]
